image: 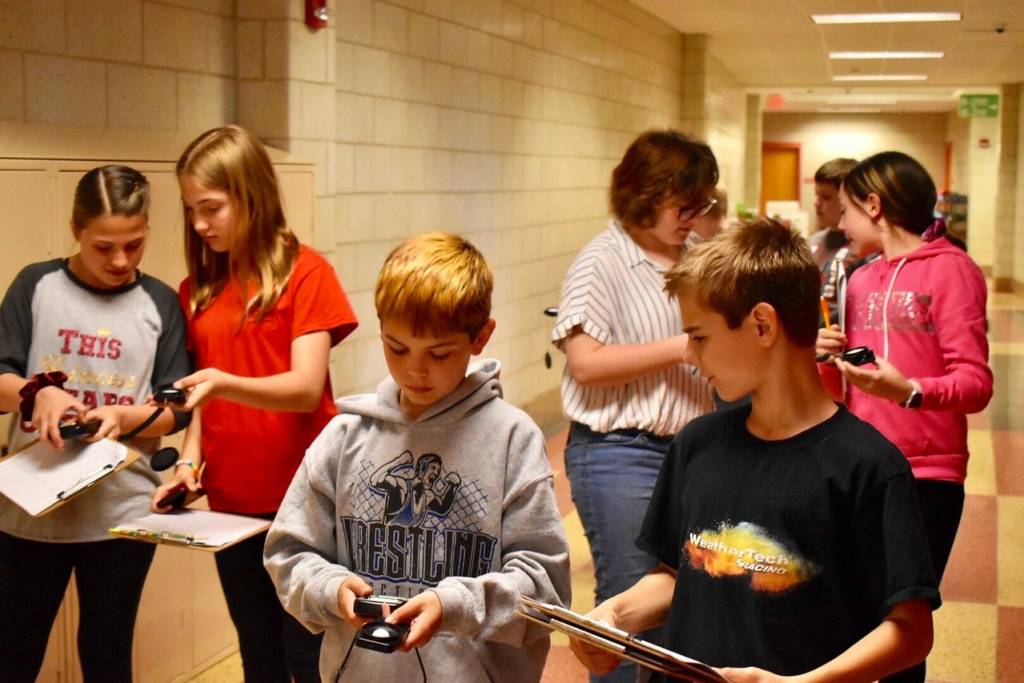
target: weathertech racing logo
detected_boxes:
[684,522,818,593]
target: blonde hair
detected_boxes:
[375,232,492,337]
[177,125,298,319]
[664,218,821,347]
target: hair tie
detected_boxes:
[922,217,947,242]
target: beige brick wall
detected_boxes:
[994,84,1018,288]
[946,110,970,193]
[1017,88,1024,290]
[704,55,746,211]
[743,93,762,214]
[0,0,236,131]
[325,0,698,403]
[967,115,1000,269]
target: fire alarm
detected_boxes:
[305,0,331,29]
[979,137,991,149]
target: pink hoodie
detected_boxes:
[822,237,992,483]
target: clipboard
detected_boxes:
[0,437,140,517]
[109,509,271,552]
[516,596,727,683]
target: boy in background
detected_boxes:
[569,219,939,682]
[809,158,859,327]
[265,232,571,682]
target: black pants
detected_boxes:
[883,478,965,683]
[215,524,323,683]
[0,531,155,683]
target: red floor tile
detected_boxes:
[997,607,1024,682]
[941,495,998,604]
[993,431,1024,496]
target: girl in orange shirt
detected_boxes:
[153,125,357,683]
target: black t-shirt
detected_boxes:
[636,404,940,678]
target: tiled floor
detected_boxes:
[192,288,1024,683]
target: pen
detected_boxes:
[819,296,831,328]
[108,527,208,546]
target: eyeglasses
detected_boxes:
[677,197,718,222]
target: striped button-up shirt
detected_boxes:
[552,220,713,436]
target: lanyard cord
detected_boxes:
[334,633,427,683]
[119,406,166,442]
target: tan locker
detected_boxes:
[0,122,317,683]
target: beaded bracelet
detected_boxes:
[18,371,68,422]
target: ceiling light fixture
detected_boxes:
[812,12,961,24]
[829,51,944,59]
[833,74,929,82]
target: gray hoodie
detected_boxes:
[264,359,571,682]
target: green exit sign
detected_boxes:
[958,94,999,118]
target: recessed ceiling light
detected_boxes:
[830,51,944,60]
[833,74,929,82]
[812,12,961,24]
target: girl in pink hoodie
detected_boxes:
[817,151,992,681]
[815,149,991,679]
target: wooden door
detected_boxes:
[760,143,801,214]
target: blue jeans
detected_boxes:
[565,423,673,683]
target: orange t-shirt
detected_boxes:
[179,245,358,514]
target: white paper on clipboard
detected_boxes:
[0,438,130,516]
[109,509,271,551]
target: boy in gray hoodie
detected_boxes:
[264,232,571,682]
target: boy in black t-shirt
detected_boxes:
[568,219,940,682]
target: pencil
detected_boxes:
[820,297,831,328]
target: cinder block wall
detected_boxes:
[0,1,236,131]
[318,0,700,403]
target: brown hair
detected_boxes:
[814,158,858,190]
[375,232,492,338]
[842,151,936,236]
[177,125,298,320]
[664,218,821,347]
[72,165,150,229]
[609,129,719,228]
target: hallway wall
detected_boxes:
[320,0,722,403]
[0,1,237,131]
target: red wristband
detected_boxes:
[18,371,68,422]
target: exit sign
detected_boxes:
[958,94,999,118]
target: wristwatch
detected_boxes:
[901,382,923,409]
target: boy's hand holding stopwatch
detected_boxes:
[337,575,377,630]
[385,590,443,651]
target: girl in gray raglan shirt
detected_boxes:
[265,359,571,682]
[0,166,191,681]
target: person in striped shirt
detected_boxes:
[551,129,718,683]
